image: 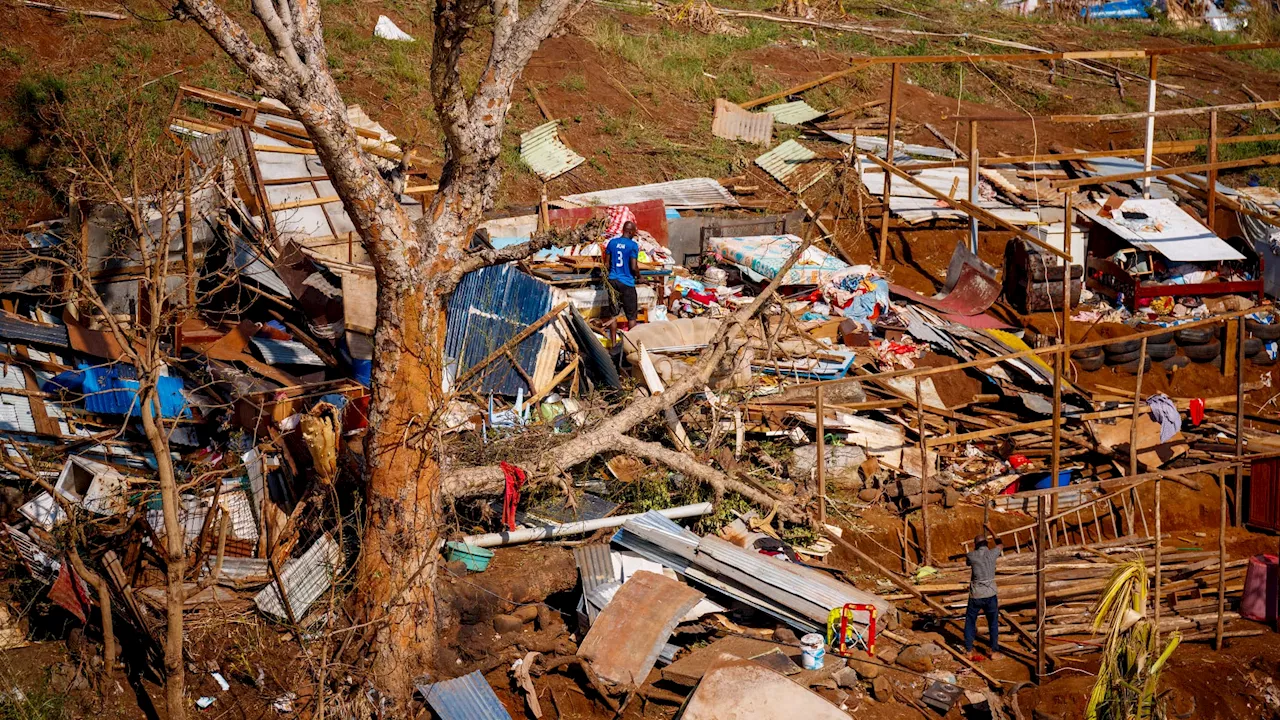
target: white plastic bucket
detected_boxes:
[800,633,825,670]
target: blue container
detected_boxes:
[445,541,494,572]
[1032,469,1073,490]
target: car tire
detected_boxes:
[1146,341,1177,360]
[1184,340,1222,362]
[1247,320,1280,340]
[1071,346,1104,361]
[1161,355,1191,371]
[1115,356,1152,374]
[1139,328,1176,344]
[1176,328,1214,345]
[1244,337,1264,358]
[1076,354,1105,372]
[1254,351,1277,366]
[1106,349,1142,364]
[1104,339,1142,354]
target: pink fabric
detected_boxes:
[604,206,636,239]
[1241,554,1279,623]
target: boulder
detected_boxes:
[493,614,524,634]
[871,675,894,701]
[895,645,935,674]
[857,488,883,503]
[833,666,861,689]
[942,486,961,508]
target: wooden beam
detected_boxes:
[877,63,901,268]
[740,62,870,110]
[1052,152,1280,189]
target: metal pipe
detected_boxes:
[1142,56,1159,198]
[968,120,979,253]
[461,502,715,548]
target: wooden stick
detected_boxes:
[901,133,1280,170]
[183,157,197,310]
[1035,493,1047,680]
[21,0,127,19]
[915,379,930,564]
[740,63,869,110]
[1236,317,1246,528]
[823,528,950,616]
[816,383,826,526]
[1054,97,1280,123]
[1142,56,1159,198]
[968,120,979,252]
[1207,111,1219,232]
[1216,469,1228,649]
[877,63,901,268]
[1129,338,1148,477]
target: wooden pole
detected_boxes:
[1236,316,1246,528]
[182,157,196,311]
[877,63,901,268]
[916,379,931,565]
[968,120,979,254]
[1129,337,1148,479]
[1154,464,1162,639]
[816,383,826,526]
[1142,56,1159,199]
[1035,493,1047,680]
[1216,469,1227,649]
[1207,111,1219,232]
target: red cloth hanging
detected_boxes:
[501,461,527,531]
[1190,397,1205,426]
[48,560,92,623]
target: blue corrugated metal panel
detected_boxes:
[445,264,552,396]
[43,366,190,419]
[417,671,512,720]
[0,312,68,348]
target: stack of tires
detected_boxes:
[1099,338,1151,374]
[1246,319,1279,366]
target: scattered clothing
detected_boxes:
[1189,397,1206,426]
[1146,393,1181,443]
[501,461,527,531]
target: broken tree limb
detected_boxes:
[443,221,824,500]
[22,0,127,19]
[611,436,799,520]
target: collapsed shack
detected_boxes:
[4,60,1280,719]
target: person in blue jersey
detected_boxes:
[605,221,641,331]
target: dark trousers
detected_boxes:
[964,595,999,653]
[607,278,639,324]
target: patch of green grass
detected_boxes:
[0,48,25,67]
[0,677,67,720]
[560,74,587,93]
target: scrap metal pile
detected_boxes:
[3,80,1279,717]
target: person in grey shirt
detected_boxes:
[963,524,1003,661]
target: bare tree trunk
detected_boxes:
[140,387,186,720]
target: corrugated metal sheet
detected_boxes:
[255,533,342,620]
[764,100,824,125]
[561,178,738,210]
[4,523,58,583]
[573,543,615,625]
[233,239,291,297]
[696,536,891,625]
[43,367,189,419]
[711,99,773,145]
[520,122,584,181]
[756,140,830,193]
[613,513,819,632]
[0,312,68,348]
[252,337,325,366]
[445,264,553,396]
[416,671,512,720]
[577,571,704,687]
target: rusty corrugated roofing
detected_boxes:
[577,570,704,688]
[764,100,824,125]
[520,122,584,181]
[711,99,773,145]
[755,140,831,193]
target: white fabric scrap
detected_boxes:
[374,16,415,42]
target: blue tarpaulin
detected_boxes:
[1082,0,1150,18]
[43,365,190,418]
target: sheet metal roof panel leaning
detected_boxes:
[416,671,512,720]
[445,263,553,396]
[0,312,69,348]
[251,337,326,366]
[255,533,342,620]
[1083,198,1245,262]
[520,121,584,181]
[577,570,704,688]
[560,178,739,210]
[756,140,831,193]
[763,100,825,126]
[711,99,773,145]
